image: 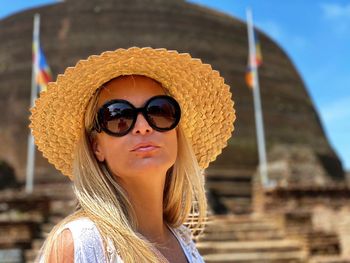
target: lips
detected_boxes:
[131,142,160,152]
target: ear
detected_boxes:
[91,136,105,162]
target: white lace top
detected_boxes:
[39,217,204,263]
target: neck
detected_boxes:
[116,172,170,243]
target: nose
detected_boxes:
[132,112,153,135]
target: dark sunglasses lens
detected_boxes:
[146,97,179,129]
[103,103,134,134]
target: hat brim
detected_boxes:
[29,47,236,179]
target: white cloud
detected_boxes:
[320,3,350,19]
[320,3,350,35]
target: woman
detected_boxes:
[30,47,235,262]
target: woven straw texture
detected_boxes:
[29,47,236,180]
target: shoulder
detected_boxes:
[47,229,74,263]
[41,217,124,263]
[63,217,97,233]
[62,217,104,246]
[58,217,106,262]
[62,217,124,263]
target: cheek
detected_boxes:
[99,136,128,170]
[166,130,178,163]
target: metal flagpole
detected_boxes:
[26,13,40,194]
[246,8,270,188]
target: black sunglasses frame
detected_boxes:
[93,95,181,137]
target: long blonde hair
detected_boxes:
[36,75,208,262]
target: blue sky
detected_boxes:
[1,0,349,170]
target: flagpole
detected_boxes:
[246,8,270,188]
[26,13,40,194]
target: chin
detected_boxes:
[130,158,174,173]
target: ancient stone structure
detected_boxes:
[0,0,345,190]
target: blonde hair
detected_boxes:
[35,75,208,262]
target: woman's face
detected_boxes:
[92,75,178,181]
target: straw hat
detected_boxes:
[29,47,236,180]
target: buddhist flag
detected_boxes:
[245,66,254,88]
[254,31,263,66]
[245,30,262,88]
[32,27,52,94]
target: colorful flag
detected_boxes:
[32,39,52,93]
[254,31,263,67]
[245,66,254,88]
[245,30,262,88]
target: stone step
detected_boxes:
[0,210,46,224]
[206,214,261,222]
[202,250,307,263]
[41,223,56,238]
[208,181,252,196]
[0,222,38,249]
[31,183,74,200]
[31,239,45,251]
[205,169,254,179]
[0,248,23,263]
[205,216,278,228]
[49,199,76,216]
[25,239,45,262]
[305,231,340,256]
[220,197,252,214]
[205,220,279,231]
[24,248,39,263]
[207,176,252,184]
[205,169,254,214]
[196,240,304,254]
[48,214,67,225]
[198,228,284,241]
[309,238,339,249]
[309,255,350,263]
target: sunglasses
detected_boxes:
[93,95,181,137]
